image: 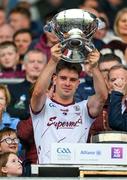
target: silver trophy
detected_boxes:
[44,9,105,63]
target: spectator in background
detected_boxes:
[7,49,47,120]
[13,29,32,63]
[0,152,22,177]
[99,53,122,86]
[0,24,14,43]
[108,64,127,131]
[0,41,25,78]
[0,85,20,131]
[0,128,19,154]
[101,8,127,65]
[13,1,40,21]
[8,7,31,33]
[8,6,42,39]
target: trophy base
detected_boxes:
[91,131,127,143]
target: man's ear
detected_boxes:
[53,75,57,85]
[1,166,8,174]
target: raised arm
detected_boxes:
[30,43,62,113]
[87,50,108,117]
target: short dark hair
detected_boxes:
[13,29,32,40]
[9,6,31,20]
[56,60,82,77]
[99,53,122,64]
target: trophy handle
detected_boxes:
[43,21,52,32]
[97,18,105,30]
[85,45,93,52]
[85,42,95,52]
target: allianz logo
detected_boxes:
[57,148,71,154]
[80,150,96,155]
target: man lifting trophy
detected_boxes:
[44,8,105,63]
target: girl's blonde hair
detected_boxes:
[0,84,11,106]
[114,8,127,36]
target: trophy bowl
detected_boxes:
[44,9,104,63]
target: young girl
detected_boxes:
[0,152,22,176]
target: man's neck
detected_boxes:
[26,76,37,84]
[53,94,74,105]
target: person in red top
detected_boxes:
[17,118,37,164]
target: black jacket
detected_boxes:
[75,75,95,102]
[7,79,32,120]
[109,91,127,131]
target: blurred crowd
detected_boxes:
[0,0,127,177]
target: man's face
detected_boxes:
[99,60,120,80]
[118,12,127,36]
[54,69,80,100]
[0,25,14,43]
[0,47,19,69]
[9,13,30,32]
[0,133,18,153]
[24,52,47,80]
[14,32,32,55]
[109,68,127,91]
